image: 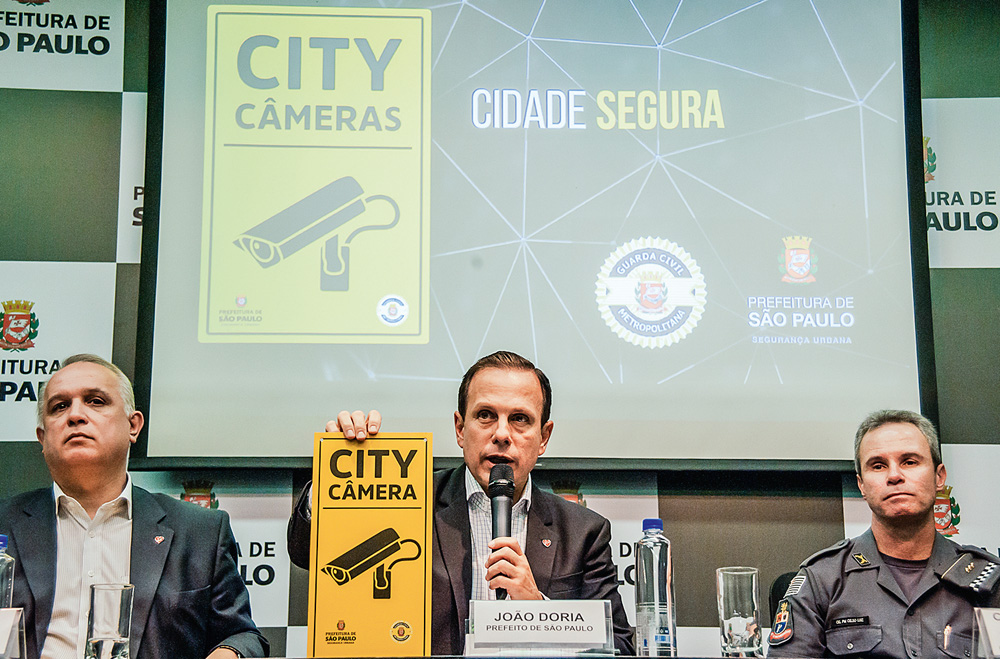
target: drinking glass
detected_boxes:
[85,584,133,659]
[716,567,763,657]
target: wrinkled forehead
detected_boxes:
[859,422,932,463]
[43,362,119,404]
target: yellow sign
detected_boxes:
[307,433,433,657]
[199,6,431,343]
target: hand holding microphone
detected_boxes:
[487,464,515,599]
[485,464,542,600]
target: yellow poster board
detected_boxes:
[307,433,433,657]
[200,6,431,343]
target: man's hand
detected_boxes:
[206,647,239,659]
[326,410,381,440]
[485,537,542,600]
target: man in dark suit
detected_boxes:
[288,350,632,655]
[0,354,267,659]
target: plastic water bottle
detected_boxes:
[635,518,676,656]
[0,534,13,608]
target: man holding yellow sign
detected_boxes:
[289,351,633,655]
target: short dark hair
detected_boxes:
[457,351,552,425]
[854,409,941,474]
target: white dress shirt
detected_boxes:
[43,476,133,659]
[465,467,531,602]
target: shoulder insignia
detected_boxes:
[784,573,806,597]
[852,552,871,567]
[768,599,794,645]
[960,544,1000,563]
[942,552,1000,594]
[801,538,850,567]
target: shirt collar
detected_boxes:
[464,466,532,511]
[851,526,958,574]
[53,473,133,519]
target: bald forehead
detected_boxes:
[43,362,118,403]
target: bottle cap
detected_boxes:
[0,534,6,551]
[642,518,663,532]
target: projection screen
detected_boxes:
[135,0,932,465]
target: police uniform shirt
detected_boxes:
[767,529,1000,659]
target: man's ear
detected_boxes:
[935,463,947,490]
[538,420,553,456]
[128,410,144,444]
[856,472,866,498]
[454,411,465,448]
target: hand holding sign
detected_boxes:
[327,409,381,440]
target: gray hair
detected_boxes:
[854,409,941,474]
[37,354,135,428]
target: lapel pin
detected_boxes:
[154,535,165,544]
[542,539,552,548]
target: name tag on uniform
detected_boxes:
[832,616,870,628]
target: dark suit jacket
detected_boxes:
[0,486,268,659]
[289,467,633,655]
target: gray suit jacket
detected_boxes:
[0,486,268,659]
[289,467,633,655]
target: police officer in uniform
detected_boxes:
[768,409,1000,659]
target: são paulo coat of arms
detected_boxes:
[0,300,39,351]
[779,236,817,283]
[934,485,960,537]
[924,136,936,183]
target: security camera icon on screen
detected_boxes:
[322,527,421,599]
[234,176,399,291]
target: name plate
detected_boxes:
[472,600,607,646]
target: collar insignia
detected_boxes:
[852,552,870,567]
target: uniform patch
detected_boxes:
[784,574,806,597]
[831,616,869,628]
[852,552,870,567]
[768,599,793,645]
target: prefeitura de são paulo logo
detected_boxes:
[595,237,707,348]
[0,300,39,351]
[779,236,817,284]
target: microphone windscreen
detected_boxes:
[487,463,515,498]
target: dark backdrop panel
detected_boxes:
[658,471,845,627]
[919,0,1000,99]
[930,268,1000,444]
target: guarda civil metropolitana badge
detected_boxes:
[596,237,707,348]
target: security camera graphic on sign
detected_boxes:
[322,528,421,599]
[234,176,399,291]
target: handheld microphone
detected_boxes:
[487,463,515,600]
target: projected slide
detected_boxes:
[200,7,430,342]
[146,0,923,461]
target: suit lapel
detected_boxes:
[13,489,57,651]
[128,487,172,659]
[435,469,472,629]
[525,486,555,595]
